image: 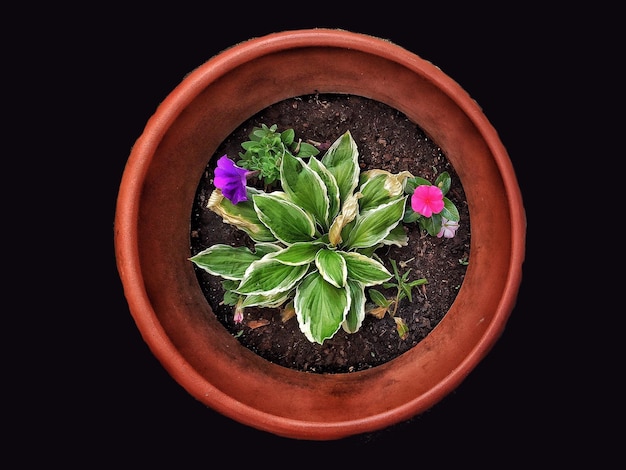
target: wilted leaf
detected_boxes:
[247,319,270,329]
[394,317,409,340]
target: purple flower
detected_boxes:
[214,155,249,204]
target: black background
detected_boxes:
[13,6,616,467]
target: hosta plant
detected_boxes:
[190,130,460,344]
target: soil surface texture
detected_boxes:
[190,93,470,374]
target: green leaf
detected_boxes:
[404,176,431,194]
[420,212,441,236]
[221,288,240,306]
[267,241,324,265]
[253,192,316,244]
[434,172,451,195]
[400,281,413,303]
[189,244,264,280]
[295,271,349,344]
[402,206,421,224]
[236,258,308,296]
[295,142,320,158]
[250,123,276,140]
[368,288,392,308]
[321,131,360,205]
[280,152,330,227]
[339,251,392,286]
[315,248,347,288]
[343,196,407,249]
[280,128,295,146]
[342,279,366,333]
[440,197,460,222]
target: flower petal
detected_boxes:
[437,217,460,238]
[411,185,444,217]
[214,155,249,204]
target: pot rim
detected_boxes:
[115,28,526,440]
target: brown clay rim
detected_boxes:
[115,28,526,440]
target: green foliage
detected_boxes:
[237,124,320,189]
[368,258,427,317]
[364,258,429,339]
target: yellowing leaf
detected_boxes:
[207,189,276,242]
[394,317,409,340]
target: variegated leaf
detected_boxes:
[236,258,308,296]
[253,192,316,244]
[308,157,341,223]
[189,244,265,280]
[321,131,360,205]
[295,271,349,344]
[241,290,292,308]
[361,169,413,194]
[342,279,366,333]
[280,152,330,227]
[315,248,347,288]
[358,170,412,212]
[268,241,324,265]
[338,251,392,286]
[343,196,407,249]
[357,173,391,212]
[252,242,283,256]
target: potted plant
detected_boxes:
[114,28,526,440]
[190,107,468,371]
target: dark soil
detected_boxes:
[190,94,470,374]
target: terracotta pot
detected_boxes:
[114,29,526,440]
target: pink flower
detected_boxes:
[437,217,459,238]
[234,299,244,324]
[214,155,249,204]
[411,185,444,217]
[233,308,244,324]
